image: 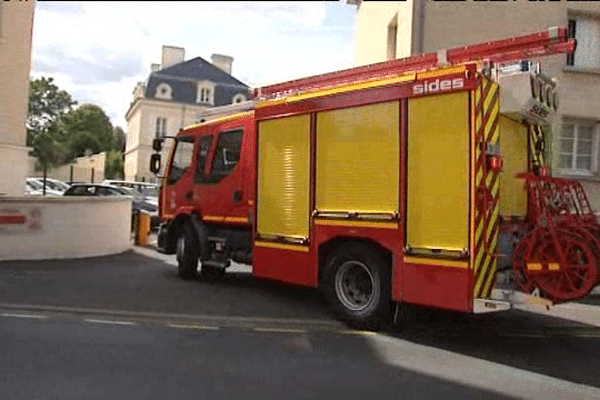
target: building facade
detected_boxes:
[350,0,600,211]
[0,0,35,196]
[124,47,249,182]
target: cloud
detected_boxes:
[30,1,356,129]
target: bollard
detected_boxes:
[137,210,151,247]
[132,210,139,244]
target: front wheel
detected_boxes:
[176,222,199,280]
[322,243,392,330]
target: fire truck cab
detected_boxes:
[151,27,598,330]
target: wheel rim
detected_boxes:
[334,261,376,312]
[176,236,185,264]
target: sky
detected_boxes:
[30,1,358,130]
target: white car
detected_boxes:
[26,178,63,196]
[30,177,70,194]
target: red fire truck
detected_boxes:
[150,27,598,329]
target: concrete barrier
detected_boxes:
[0,196,132,261]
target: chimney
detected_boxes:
[211,54,234,75]
[161,46,185,69]
[132,82,146,100]
[150,63,161,73]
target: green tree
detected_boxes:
[61,104,116,159]
[113,126,126,152]
[104,150,124,180]
[27,77,77,147]
[29,121,72,174]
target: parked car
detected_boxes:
[25,180,42,196]
[102,180,159,209]
[102,180,159,198]
[63,183,159,230]
[25,178,63,196]
[30,177,70,194]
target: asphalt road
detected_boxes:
[0,250,332,321]
[1,249,600,399]
[0,316,522,400]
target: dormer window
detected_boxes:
[200,88,211,102]
[232,93,246,104]
[155,83,172,100]
[196,81,215,105]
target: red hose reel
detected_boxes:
[513,173,599,303]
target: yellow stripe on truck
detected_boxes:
[315,219,398,230]
[404,256,469,269]
[255,241,310,252]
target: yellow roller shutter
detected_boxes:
[316,101,400,214]
[257,114,311,239]
[498,115,528,217]
[407,91,470,252]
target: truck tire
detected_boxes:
[322,243,392,331]
[176,222,199,280]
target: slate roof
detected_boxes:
[144,56,250,107]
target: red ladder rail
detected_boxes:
[251,26,575,100]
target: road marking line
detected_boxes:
[0,313,47,319]
[253,327,308,334]
[339,330,371,335]
[84,319,137,326]
[500,333,546,338]
[166,324,219,330]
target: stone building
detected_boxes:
[349,0,600,211]
[124,46,249,182]
[0,0,36,196]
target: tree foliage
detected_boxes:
[60,104,116,159]
[114,126,126,153]
[29,121,72,171]
[28,77,125,175]
[104,150,124,180]
[27,77,77,147]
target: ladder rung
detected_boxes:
[251,26,574,100]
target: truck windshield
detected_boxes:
[168,136,194,183]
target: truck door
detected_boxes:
[162,135,196,218]
[195,129,247,222]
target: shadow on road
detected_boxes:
[387,307,600,389]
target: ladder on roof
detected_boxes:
[251,26,575,100]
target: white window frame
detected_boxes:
[566,15,600,72]
[557,119,599,177]
[155,117,167,139]
[196,80,215,105]
[155,83,172,100]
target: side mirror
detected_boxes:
[150,153,161,174]
[152,138,163,152]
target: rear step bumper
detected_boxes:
[474,288,554,313]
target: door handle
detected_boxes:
[185,191,193,200]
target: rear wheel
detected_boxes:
[322,243,392,331]
[176,222,199,280]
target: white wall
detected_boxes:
[28,152,107,183]
[353,1,415,66]
[0,1,35,196]
[0,196,132,261]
